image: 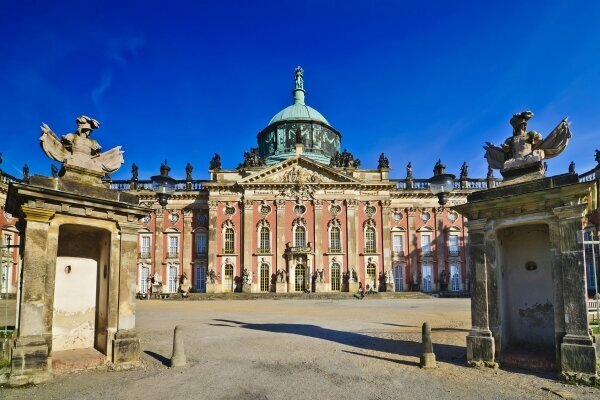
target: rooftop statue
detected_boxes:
[40,115,124,175]
[484,111,571,172]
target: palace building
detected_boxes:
[0,67,510,296]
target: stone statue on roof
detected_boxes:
[40,115,124,175]
[294,66,304,90]
[484,111,571,172]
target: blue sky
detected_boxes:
[1,1,599,181]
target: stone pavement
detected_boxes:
[1,298,599,399]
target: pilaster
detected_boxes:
[434,207,445,291]
[276,198,286,274]
[243,199,253,292]
[153,207,164,277]
[182,209,193,280]
[346,199,357,278]
[207,201,218,276]
[381,200,392,291]
[314,199,323,283]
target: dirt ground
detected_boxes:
[1,298,599,400]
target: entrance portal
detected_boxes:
[295,264,306,292]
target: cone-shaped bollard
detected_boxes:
[170,325,186,367]
[419,322,437,369]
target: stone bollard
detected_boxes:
[419,322,437,369]
[170,325,186,367]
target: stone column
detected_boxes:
[464,218,496,367]
[153,207,164,279]
[554,204,597,376]
[243,199,253,292]
[207,201,218,277]
[313,200,324,291]
[346,199,357,279]
[435,207,445,292]
[407,207,417,290]
[10,206,55,383]
[182,209,193,280]
[381,200,392,291]
[113,221,141,366]
[276,198,286,292]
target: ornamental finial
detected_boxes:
[294,66,304,90]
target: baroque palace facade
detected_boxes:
[0,67,510,296]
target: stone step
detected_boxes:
[52,348,107,373]
[154,291,434,301]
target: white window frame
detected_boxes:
[294,226,307,247]
[392,233,403,255]
[195,231,207,256]
[140,234,151,257]
[167,264,179,293]
[421,233,432,256]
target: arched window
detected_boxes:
[260,263,270,292]
[224,228,234,254]
[365,227,376,253]
[259,227,270,252]
[330,227,341,252]
[295,226,306,247]
[331,263,341,291]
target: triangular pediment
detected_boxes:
[239,156,361,185]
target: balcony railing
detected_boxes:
[364,247,377,254]
[166,251,179,258]
[393,250,405,257]
[222,248,235,254]
[448,250,460,257]
[421,250,432,257]
[329,247,342,253]
[139,251,151,258]
[256,248,271,254]
[285,246,311,254]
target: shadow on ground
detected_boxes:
[144,350,170,366]
[210,319,466,366]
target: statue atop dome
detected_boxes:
[40,115,124,178]
[294,66,304,90]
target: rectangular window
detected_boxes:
[140,235,151,257]
[196,233,207,255]
[140,266,149,293]
[365,228,376,253]
[393,234,403,255]
[195,266,206,292]
[168,236,179,258]
[448,235,459,256]
[421,234,431,256]
[224,228,235,253]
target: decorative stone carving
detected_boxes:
[460,162,468,179]
[378,153,390,169]
[40,115,124,175]
[484,111,571,172]
[330,149,360,168]
[238,147,265,168]
[185,162,193,180]
[209,153,221,170]
[131,163,138,181]
[433,159,446,175]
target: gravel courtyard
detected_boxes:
[2,298,598,400]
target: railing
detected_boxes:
[0,171,20,185]
[138,251,151,258]
[364,247,377,254]
[329,247,342,253]
[391,177,502,191]
[285,246,311,253]
[579,166,599,183]
[108,179,207,191]
[256,248,271,254]
[222,248,235,254]
[166,251,179,258]
[392,250,405,257]
[422,251,432,257]
[448,250,460,257]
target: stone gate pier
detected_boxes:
[5,116,148,385]
[456,111,598,381]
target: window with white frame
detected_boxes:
[140,235,151,257]
[259,227,270,252]
[140,265,150,293]
[331,263,341,291]
[168,235,179,258]
[365,227,376,253]
[450,264,460,291]
[421,234,432,256]
[195,232,207,255]
[330,227,341,252]
[448,235,459,256]
[224,228,235,253]
[392,234,403,255]
[195,265,206,292]
[260,263,270,292]
[295,226,306,247]
[223,263,234,292]
[168,265,178,293]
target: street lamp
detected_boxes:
[151,160,176,208]
[429,159,455,206]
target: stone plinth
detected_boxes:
[348,282,359,294]
[206,283,218,294]
[386,283,394,292]
[275,282,287,293]
[315,282,327,293]
[242,284,251,293]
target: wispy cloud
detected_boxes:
[92,71,113,107]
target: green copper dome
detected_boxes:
[267,67,330,127]
[257,67,341,165]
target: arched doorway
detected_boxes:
[331,262,341,291]
[295,264,306,292]
[223,263,234,292]
[260,263,270,292]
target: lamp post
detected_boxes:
[429,159,456,206]
[150,160,176,208]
